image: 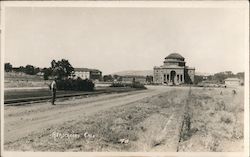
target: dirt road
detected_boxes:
[4,86,243,152]
[5,86,187,146]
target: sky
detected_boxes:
[4,6,247,75]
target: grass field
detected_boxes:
[178,86,244,151]
[5,72,49,88]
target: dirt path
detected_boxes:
[4,86,170,144]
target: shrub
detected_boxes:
[110,82,126,87]
[220,112,234,124]
[110,82,146,89]
[131,82,147,89]
[220,116,232,124]
[56,78,94,91]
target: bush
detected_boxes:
[56,78,94,91]
[110,82,146,89]
[219,112,234,124]
[110,82,126,87]
[131,82,147,89]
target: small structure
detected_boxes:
[73,68,102,81]
[153,53,195,85]
[121,75,146,84]
[224,78,241,87]
[36,72,44,76]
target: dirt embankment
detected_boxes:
[177,87,244,152]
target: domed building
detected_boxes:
[153,53,195,85]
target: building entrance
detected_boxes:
[170,70,176,85]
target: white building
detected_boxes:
[224,78,241,87]
[73,68,102,81]
[74,68,90,80]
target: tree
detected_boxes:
[24,65,35,75]
[34,67,41,75]
[113,75,119,80]
[194,75,203,84]
[236,72,244,79]
[51,59,74,80]
[42,68,52,80]
[213,71,235,83]
[4,63,12,72]
[18,66,25,73]
[113,74,122,81]
[146,75,153,83]
[103,75,113,82]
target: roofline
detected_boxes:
[154,67,185,69]
[164,60,186,63]
[74,68,101,72]
[122,75,146,78]
[165,53,185,59]
[225,78,241,80]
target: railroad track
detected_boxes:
[4,90,112,106]
[4,88,139,106]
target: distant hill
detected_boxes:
[112,70,213,77]
[111,70,153,76]
[195,72,214,76]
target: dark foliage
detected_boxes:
[42,68,53,80]
[103,75,113,82]
[103,74,122,82]
[110,81,146,89]
[56,78,95,91]
[194,75,203,84]
[4,63,13,72]
[51,59,74,80]
[110,82,126,87]
[130,82,147,89]
[24,65,36,75]
[184,69,193,84]
[146,75,153,83]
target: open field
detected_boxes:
[4,86,244,152]
[5,72,49,88]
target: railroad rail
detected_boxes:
[4,91,108,106]
[4,88,137,106]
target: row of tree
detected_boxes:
[102,74,153,83]
[194,71,244,84]
[5,59,75,80]
[5,63,42,75]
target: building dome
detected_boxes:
[165,53,185,60]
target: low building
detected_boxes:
[121,75,146,84]
[225,78,241,87]
[36,72,44,76]
[73,68,102,81]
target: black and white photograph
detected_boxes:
[1,1,249,156]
